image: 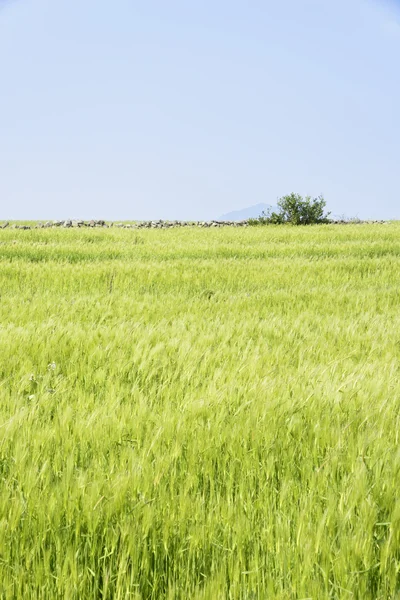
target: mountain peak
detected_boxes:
[219,203,275,221]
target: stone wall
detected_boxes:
[0,219,389,230]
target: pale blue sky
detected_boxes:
[0,0,399,220]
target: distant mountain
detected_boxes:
[219,203,276,221]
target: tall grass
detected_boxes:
[0,224,400,598]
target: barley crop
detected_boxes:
[0,223,400,599]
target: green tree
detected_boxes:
[250,193,331,225]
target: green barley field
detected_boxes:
[1,223,400,599]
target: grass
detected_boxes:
[0,223,400,599]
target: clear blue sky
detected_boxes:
[1,0,399,220]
